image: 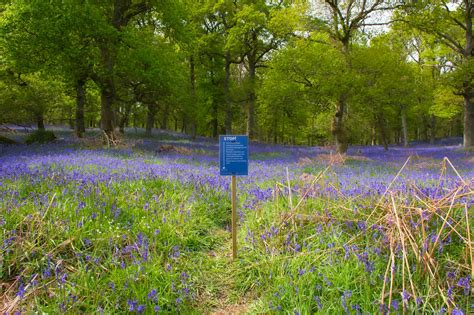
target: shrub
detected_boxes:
[25,130,56,144]
[0,135,18,144]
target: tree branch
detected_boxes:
[440,0,468,30]
[434,30,465,54]
[291,65,314,88]
[325,0,348,34]
[123,3,150,26]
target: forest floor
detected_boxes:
[0,127,473,314]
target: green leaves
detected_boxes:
[0,0,469,144]
[259,39,348,143]
[431,86,463,119]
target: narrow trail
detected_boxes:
[200,228,251,315]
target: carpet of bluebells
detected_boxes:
[0,128,473,314]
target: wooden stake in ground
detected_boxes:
[232,175,237,260]
[219,135,248,260]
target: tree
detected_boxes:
[260,38,349,145]
[352,42,418,148]
[114,21,188,137]
[307,0,396,152]
[0,72,70,129]
[1,0,185,141]
[0,1,105,137]
[192,0,236,136]
[227,0,297,139]
[397,0,474,147]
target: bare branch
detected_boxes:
[434,30,465,54]
[361,22,392,27]
[291,65,314,88]
[325,0,348,33]
[124,3,150,24]
[440,0,468,30]
[349,0,384,32]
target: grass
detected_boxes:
[2,176,232,313]
[238,169,472,314]
[0,132,472,314]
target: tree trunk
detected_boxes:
[161,104,169,130]
[36,111,45,131]
[332,96,348,153]
[422,117,429,141]
[380,131,388,151]
[99,45,116,142]
[189,55,197,139]
[224,51,232,134]
[463,92,474,147]
[75,78,86,138]
[377,113,388,151]
[462,1,473,147]
[331,39,350,154]
[429,115,436,144]
[371,125,376,146]
[247,47,257,139]
[212,99,218,138]
[146,104,156,137]
[273,116,278,144]
[118,103,132,134]
[100,88,115,141]
[181,111,189,134]
[400,105,408,147]
[181,116,186,133]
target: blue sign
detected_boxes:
[219,135,248,176]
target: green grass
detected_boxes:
[1,154,472,314]
[2,177,234,313]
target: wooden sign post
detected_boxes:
[231,175,237,259]
[219,135,248,260]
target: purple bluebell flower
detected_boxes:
[60,273,67,284]
[452,308,464,315]
[457,276,471,295]
[341,290,352,314]
[447,271,456,280]
[137,304,146,314]
[352,304,361,315]
[391,299,399,311]
[401,290,411,302]
[127,299,137,311]
[148,289,157,300]
[17,282,25,298]
[314,295,322,309]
